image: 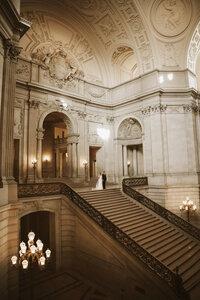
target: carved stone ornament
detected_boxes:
[183,104,199,113]
[37,128,45,140]
[151,0,191,37]
[31,44,84,88]
[14,108,23,138]
[118,118,142,139]
[142,104,167,116]
[4,39,22,62]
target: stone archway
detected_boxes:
[116,118,143,178]
[41,111,79,179]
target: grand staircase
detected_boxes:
[18,179,200,299]
[78,187,200,298]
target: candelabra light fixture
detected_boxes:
[11,231,51,270]
[32,158,37,183]
[180,196,197,223]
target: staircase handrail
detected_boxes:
[123,177,200,241]
[18,182,189,299]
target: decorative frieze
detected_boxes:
[142,104,167,116]
[183,104,199,113]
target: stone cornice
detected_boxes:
[0,0,31,40]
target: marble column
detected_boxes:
[133,147,137,176]
[123,145,128,176]
[0,40,21,203]
[67,143,72,177]
[36,128,45,179]
[72,142,77,177]
[55,148,60,178]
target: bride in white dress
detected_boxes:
[94,173,103,190]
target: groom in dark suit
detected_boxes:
[102,170,107,189]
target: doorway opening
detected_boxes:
[20,211,56,270]
[13,139,20,182]
[89,146,101,178]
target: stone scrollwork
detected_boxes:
[31,44,84,88]
[118,118,142,139]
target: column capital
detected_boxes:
[4,39,22,62]
[37,128,45,140]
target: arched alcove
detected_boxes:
[112,46,138,85]
[117,118,144,177]
[42,111,79,179]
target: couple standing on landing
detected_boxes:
[95,171,107,190]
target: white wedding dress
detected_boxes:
[94,175,103,190]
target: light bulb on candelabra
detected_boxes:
[11,256,17,265]
[40,256,45,266]
[20,242,27,254]
[22,260,28,269]
[28,231,35,241]
[45,249,51,258]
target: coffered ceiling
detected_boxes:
[19,0,200,87]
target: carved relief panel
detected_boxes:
[118,118,142,139]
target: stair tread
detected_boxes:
[141,230,179,249]
[182,260,200,284]
[183,268,200,291]
[115,215,155,227]
[119,217,158,231]
[166,244,200,269]
[128,221,164,236]
[178,253,200,276]
[147,233,184,252]
[109,210,149,221]
[135,226,173,243]
[157,239,192,260]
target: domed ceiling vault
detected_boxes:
[20,0,200,87]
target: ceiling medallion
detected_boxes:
[151,0,192,37]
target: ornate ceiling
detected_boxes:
[19,0,200,87]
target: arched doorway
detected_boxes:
[42,112,78,178]
[19,211,56,298]
[20,211,55,266]
[116,118,144,179]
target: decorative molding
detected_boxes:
[37,128,45,140]
[106,116,114,123]
[187,22,200,72]
[4,39,22,62]
[16,59,31,80]
[28,99,39,109]
[183,104,199,113]
[142,104,167,116]
[14,108,23,138]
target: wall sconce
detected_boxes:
[180,196,197,223]
[43,155,50,162]
[32,158,37,184]
[65,152,68,158]
[82,160,88,181]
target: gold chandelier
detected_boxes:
[11,231,51,269]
